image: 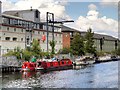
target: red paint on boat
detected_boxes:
[21,62,36,72]
[21,59,73,72]
[36,59,73,70]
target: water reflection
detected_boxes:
[1,61,119,88]
[22,72,36,79]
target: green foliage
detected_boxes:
[59,47,71,54]
[31,39,42,58]
[49,40,56,54]
[71,33,85,56]
[4,47,22,59]
[22,49,32,61]
[41,52,54,58]
[4,39,42,61]
[84,28,96,54]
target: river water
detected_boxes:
[1,61,119,89]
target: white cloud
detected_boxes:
[87,10,99,20]
[74,9,118,37]
[1,0,71,21]
[1,0,15,11]
[88,4,97,10]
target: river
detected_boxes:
[0,61,119,89]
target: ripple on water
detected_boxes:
[2,61,119,88]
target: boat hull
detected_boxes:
[42,65,73,72]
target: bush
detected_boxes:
[3,47,22,59]
[22,49,33,61]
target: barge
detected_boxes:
[21,58,73,72]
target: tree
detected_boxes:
[49,40,56,54]
[71,33,85,56]
[31,39,42,58]
[22,49,32,61]
[84,28,96,54]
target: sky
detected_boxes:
[1,0,119,38]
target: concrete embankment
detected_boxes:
[0,56,22,72]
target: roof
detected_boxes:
[3,9,39,17]
[62,25,118,41]
[61,25,80,32]
[92,33,117,40]
[2,13,36,23]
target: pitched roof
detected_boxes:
[62,25,118,41]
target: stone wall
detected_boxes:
[0,56,23,66]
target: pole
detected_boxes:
[46,12,49,52]
[52,13,54,41]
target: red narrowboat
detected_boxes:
[21,62,36,72]
[21,58,73,72]
[36,58,73,71]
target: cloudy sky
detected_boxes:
[1,0,119,38]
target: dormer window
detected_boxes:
[35,10,39,18]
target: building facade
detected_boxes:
[0,6,63,55]
[62,25,119,52]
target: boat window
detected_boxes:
[62,61,64,64]
[37,62,41,67]
[66,61,69,64]
[50,62,53,66]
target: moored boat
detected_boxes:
[21,58,73,72]
[36,58,73,71]
[73,56,95,66]
[21,61,36,72]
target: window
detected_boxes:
[21,38,23,41]
[43,32,45,34]
[0,37,1,40]
[26,37,29,45]
[13,37,17,41]
[21,29,23,32]
[7,49,9,52]
[38,31,40,34]
[32,31,35,34]
[5,37,10,41]
[7,27,9,31]
[56,33,57,36]
[35,10,39,18]
[62,61,64,64]
[14,28,16,32]
[59,41,61,43]
[40,24,43,29]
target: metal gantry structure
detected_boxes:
[46,12,74,52]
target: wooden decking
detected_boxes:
[0,65,21,72]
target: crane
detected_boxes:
[46,12,74,52]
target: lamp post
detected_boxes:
[46,12,54,52]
